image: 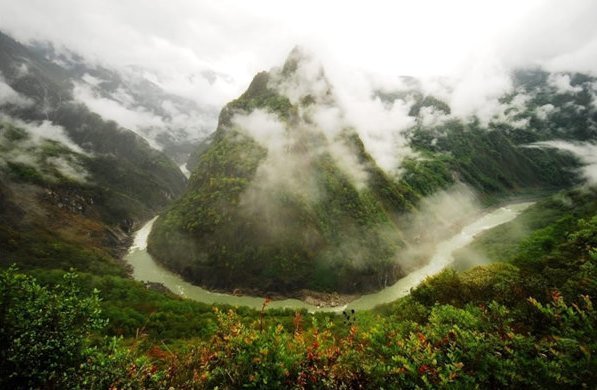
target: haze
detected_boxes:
[1,0,596,110]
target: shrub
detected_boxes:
[0,267,104,388]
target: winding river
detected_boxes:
[125,202,534,312]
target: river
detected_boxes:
[125,202,534,312]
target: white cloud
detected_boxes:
[272,53,418,174]
[0,0,595,116]
[536,104,556,120]
[531,140,597,185]
[0,114,89,181]
[18,117,85,154]
[73,81,168,149]
[342,94,416,173]
[548,73,583,94]
[81,73,102,86]
[232,109,287,152]
[271,49,332,106]
[0,73,32,107]
[1,0,596,174]
[418,106,450,128]
[16,63,29,78]
[485,91,533,128]
[447,62,513,123]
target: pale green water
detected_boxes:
[125,202,534,312]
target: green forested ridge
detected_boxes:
[453,188,597,273]
[408,119,580,198]
[148,51,587,296]
[149,65,410,294]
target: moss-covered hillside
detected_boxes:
[148,50,585,295]
[149,67,409,294]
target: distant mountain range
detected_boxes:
[27,37,219,165]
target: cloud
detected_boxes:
[0,73,33,107]
[535,103,557,120]
[232,109,322,240]
[0,114,89,182]
[73,81,164,149]
[270,53,417,174]
[397,183,482,272]
[1,114,85,154]
[342,93,416,173]
[1,1,596,176]
[531,140,597,185]
[1,0,596,117]
[446,62,513,123]
[15,63,29,78]
[232,109,287,153]
[73,78,216,151]
[548,74,583,94]
[232,106,369,196]
[494,0,597,73]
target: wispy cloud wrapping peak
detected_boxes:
[1,0,595,118]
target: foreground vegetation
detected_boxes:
[1,189,595,388]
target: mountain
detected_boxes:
[0,31,187,274]
[149,50,409,294]
[26,39,219,166]
[148,48,591,296]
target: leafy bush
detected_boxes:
[123,294,595,389]
[0,267,104,388]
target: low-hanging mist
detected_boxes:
[146,47,590,296]
[529,140,597,185]
[0,115,89,183]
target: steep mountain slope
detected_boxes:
[150,62,409,294]
[25,38,219,165]
[385,69,593,197]
[0,31,186,274]
[148,49,587,295]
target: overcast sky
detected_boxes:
[1,0,596,109]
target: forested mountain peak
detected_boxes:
[148,48,591,296]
